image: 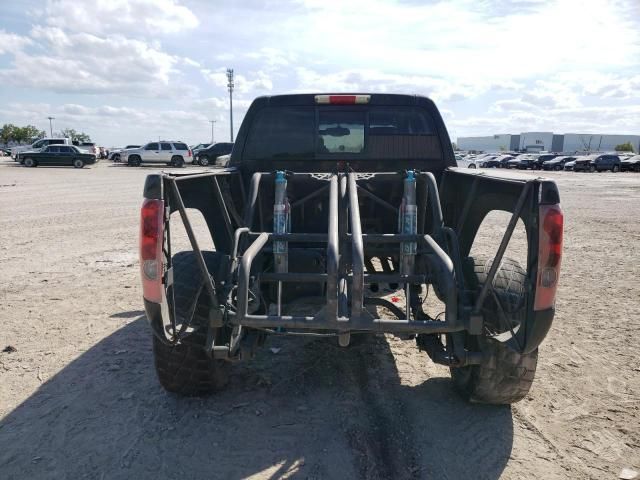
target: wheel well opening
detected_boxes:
[169,208,216,254]
[469,210,528,269]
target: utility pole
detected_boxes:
[226,68,234,142]
[209,120,217,144]
[47,116,55,137]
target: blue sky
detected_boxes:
[0,0,638,147]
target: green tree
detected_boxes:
[19,125,46,143]
[0,124,46,144]
[59,128,91,142]
[0,124,18,144]
[615,141,635,152]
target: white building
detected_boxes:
[457,132,640,153]
[457,134,519,152]
[562,134,640,153]
[518,132,554,152]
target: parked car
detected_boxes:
[621,155,640,172]
[543,156,576,171]
[11,138,71,160]
[122,141,192,167]
[455,155,479,169]
[516,154,542,170]
[193,142,234,166]
[573,154,621,172]
[476,155,500,167]
[531,154,558,170]
[215,154,231,167]
[20,145,96,168]
[506,156,523,169]
[191,143,211,156]
[109,145,141,162]
[74,142,99,157]
[564,158,578,171]
[484,155,513,168]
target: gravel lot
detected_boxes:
[0,158,639,479]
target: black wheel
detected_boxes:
[152,251,230,396]
[450,255,537,404]
[199,156,209,166]
[23,157,36,167]
[128,155,141,167]
[468,163,476,169]
[554,165,562,171]
[73,158,85,169]
[114,153,121,162]
[171,156,184,168]
[612,165,620,173]
[589,165,596,172]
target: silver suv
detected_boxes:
[122,141,192,167]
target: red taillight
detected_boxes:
[534,204,563,310]
[188,149,192,157]
[140,199,164,303]
[315,94,370,105]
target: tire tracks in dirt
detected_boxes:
[339,337,421,480]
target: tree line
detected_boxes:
[0,124,91,144]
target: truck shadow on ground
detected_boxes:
[0,316,513,480]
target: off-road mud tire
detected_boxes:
[152,251,230,396]
[450,255,538,404]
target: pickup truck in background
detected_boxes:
[11,137,71,160]
[139,93,564,405]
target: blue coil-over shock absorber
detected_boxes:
[273,171,289,316]
[399,170,417,319]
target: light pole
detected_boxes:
[209,120,217,144]
[226,68,234,142]
[47,116,55,137]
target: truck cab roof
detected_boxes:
[230,93,455,174]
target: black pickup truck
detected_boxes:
[139,93,564,404]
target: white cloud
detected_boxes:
[293,67,500,103]
[201,68,273,94]
[40,0,198,35]
[0,30,32,55]
[245,48,294,69]
[290,0,640,82]
[0,26,191,96]
[1,0,638,146]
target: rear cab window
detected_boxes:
[161,143,172,151]
[242,106,439,161]
[318,111,365,154]
[174,143,188,151]
[146,143,159,150]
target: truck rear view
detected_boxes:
[139,93,563,404]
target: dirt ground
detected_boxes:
[0,158,638,480]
